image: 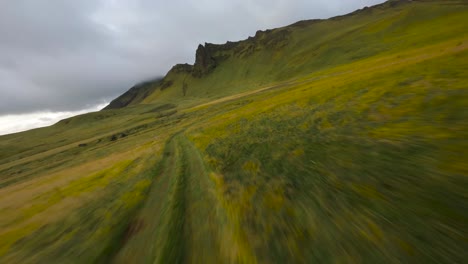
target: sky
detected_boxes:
[0,0,385,135]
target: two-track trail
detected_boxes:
[113,133,244,264]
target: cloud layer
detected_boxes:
[0,102,108,136]
[0,0,384,133]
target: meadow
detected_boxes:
[0,0,467,263]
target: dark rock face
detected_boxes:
[256,29,291,49]
[192,41,245,78]
[192,44,217,78]
[169,63,193,74]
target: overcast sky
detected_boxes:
[0,0,384,135]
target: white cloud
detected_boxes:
[0,102,108,136]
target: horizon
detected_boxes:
[0,0,385,135]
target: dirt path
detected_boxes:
[112,137,180,263]
[113,133,225,263]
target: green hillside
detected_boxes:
[0,0,467,263]
[109,0,468,110]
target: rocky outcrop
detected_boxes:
[169,63,193,74]
[192,44,218,77]
[192,29,290,77]
[254,29,291,49]
[104,26,293,108]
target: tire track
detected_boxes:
[114,133,255,263]
[113,137,182,263]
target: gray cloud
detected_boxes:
[0,0,384,115]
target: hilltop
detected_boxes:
[0,0,467,263]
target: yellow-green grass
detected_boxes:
[0,0,467,263]
[185,40,467,263]
[0,141,161,262]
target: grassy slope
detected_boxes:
[0,0,467,263]
[139,0,467,108]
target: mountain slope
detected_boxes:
[0,0,467,263]
[103,78,163,110]
[106,0,468,110]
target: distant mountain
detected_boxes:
[103,78,163,110]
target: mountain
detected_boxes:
[103,78,163,110]
[104,0,467,111]
[0,0,467,263]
